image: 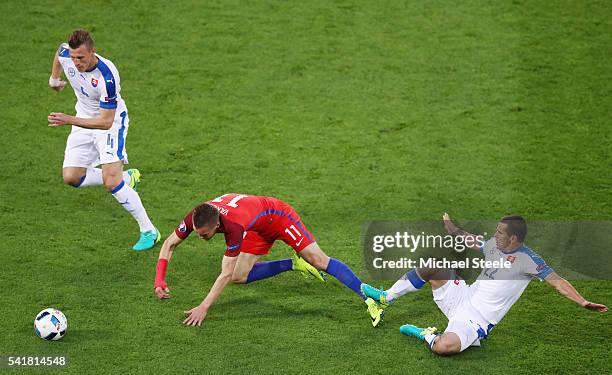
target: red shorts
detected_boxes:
[240,203,315,256]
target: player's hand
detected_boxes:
[183,305,208,327]
[48,112,72,127]
[50,81,66,92]
[155,286,171,299]
[49,76,66,92]
[582,301,608,312]
[442,212,456,235]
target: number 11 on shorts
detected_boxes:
[284,225,302,241]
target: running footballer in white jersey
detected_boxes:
[48,29,160,251]
[360,214,607,356]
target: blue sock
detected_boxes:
[246,259,293,283]
[325,258,366,300]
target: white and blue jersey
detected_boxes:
[57,43,127,123]
[469,238,554,325]
[58,43,131,168]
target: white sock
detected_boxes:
[77,168,103,187]
[423,332,439,350]
[386,269,425,301]
[111,181,155,232]
[387,279,418,301]
[76,168,132,187]
[122,170,132,186]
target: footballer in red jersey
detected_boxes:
[175,194,316,257]
[154,194,384,327]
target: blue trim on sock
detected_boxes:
[429,335,440,350]
[111,180,125,194]
[326,258,365,300]
[72,175,86,188]
[407,269,426,289]
[246,259,293,283]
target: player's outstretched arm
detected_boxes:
[49,50,66,92]
[154,232,184,299]
[545,272,608,312]
[183,255,238,327]
[48,108,116,130]
[442,212,482,251]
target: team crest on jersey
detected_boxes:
[91,78,98,87]
[68,67,76,77]
[507,255,516,264]
[178,221,187,233]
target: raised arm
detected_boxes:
[442,212,482,251]
[49,50,66,92]
[545,272,608,312]
[154,232,184,299]
[183,255,239,327]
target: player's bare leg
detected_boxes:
[101,160,124,191]
[102,160,159,251]
[431,332,461,355]
[298,243,330,270]
[231,252,262,283]
[63,165,136,189]
[415,267,454,291]
[62,166,86,186]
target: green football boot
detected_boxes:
[365,298,384,327]
[361,283,392,308]
[132,227,161,251]
[292,254,326,282]
[399,324,438,341]
[126,168,141,191]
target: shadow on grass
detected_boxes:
[208,295,338,320]
[57,327,116,345]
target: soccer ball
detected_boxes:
[34,308,67,341]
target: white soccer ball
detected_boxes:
[34,308,68,341]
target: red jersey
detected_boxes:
[175,194,313,256]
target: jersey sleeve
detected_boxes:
[57,43,71,70]
[222,220,245,257]
[58,43,70,59]
[175,211,194,240]
[522,250,554,280]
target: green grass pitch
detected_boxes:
[0,1,610,373]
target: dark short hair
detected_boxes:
[68,29,95,50]
[500,215,527,242]
[193,203,219,229]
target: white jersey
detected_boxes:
[57,43,127,127]
[468,238,554,325]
